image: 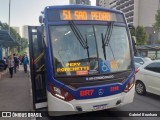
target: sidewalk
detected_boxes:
[0,69,8,79]
[0,66,33,120]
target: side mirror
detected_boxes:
[39,15,44,24]
[131,36,137,56]
[128,24,134,29]
[132,36,136,45]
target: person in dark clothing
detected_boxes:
[3,57,8,70]
[22,54,29,73]
[19,55,23,65]
[13,53,19,73]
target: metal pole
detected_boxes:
[8,0,11,34]
[154,31,156,44]
[20,39,21,51]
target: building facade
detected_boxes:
[97,0,160,44]
[21,25,29,40]
[70,0,91,5]
[96,0,110,8]
[109,0,160,27]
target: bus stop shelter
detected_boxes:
[0,22,20,59]
[137,44,160,59]
[0,30,19,47]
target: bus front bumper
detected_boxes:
[47,85,135,116]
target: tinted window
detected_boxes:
[145,62,160,73]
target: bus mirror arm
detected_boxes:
[131,36,137,56]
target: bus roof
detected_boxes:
[44,5,123,14]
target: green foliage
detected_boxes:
[155,40,160,44]
[153,9,160,31]
[130,28,135,36]
[21,38,28,50]
[153,9,160,41]
[135,26,148,45]
[129,26,148,45]
[18,48,27,55]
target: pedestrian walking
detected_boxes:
[19,55,23,65]
[13,53,19,73]
[22,54,29,73]
[7,55,14,78]
[3,57,8,70]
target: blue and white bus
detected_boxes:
[28,5,135,116]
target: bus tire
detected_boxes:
[135,81,146,95]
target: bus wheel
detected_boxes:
[135,81,146,95]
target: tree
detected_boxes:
[130,27,136,36]
[129,25,148,45]
[135,26,148,45]
[155,40,160,44]
[153,9,160,39]
[21,38,28,50]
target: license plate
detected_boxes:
[93,104,108,111]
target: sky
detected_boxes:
[0,0,96,27]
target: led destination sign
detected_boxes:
[47,8,124,22]
[60,10,117,21]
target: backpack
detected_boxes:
[23,56,28,65]
[14,57,19,64]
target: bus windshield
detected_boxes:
[49,24,131,77]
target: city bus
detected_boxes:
[28,5,135,116]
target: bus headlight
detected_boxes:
[50,84,74,101]
[124,76,135,93]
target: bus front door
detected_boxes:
[28,26,47,109]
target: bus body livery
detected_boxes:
[28,5,135,116]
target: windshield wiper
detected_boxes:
[101,33,107,60]
[69,21,87,49]
[101,22,114,60]
[69,21,90,61]
[104,21,114,46]
[85,34,90,62]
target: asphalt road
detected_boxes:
[37,92,160,120]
